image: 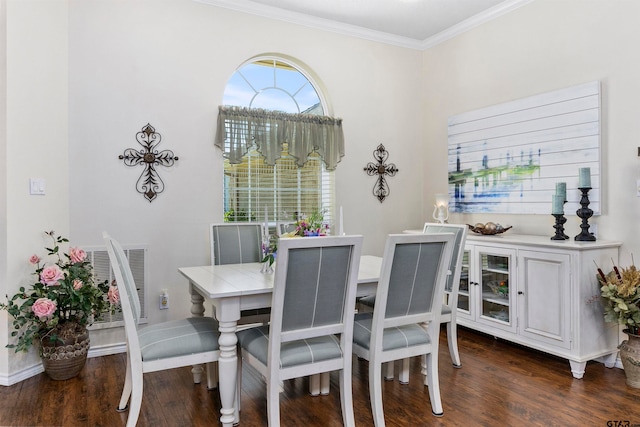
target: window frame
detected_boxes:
[221,55,335,229]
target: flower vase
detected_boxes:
[619,329,640,388]
[40,322,90,380]
[260,262,273,274]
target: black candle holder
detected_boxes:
[551,213,568,240]
[561,201,569,239]
[575,187,596,241]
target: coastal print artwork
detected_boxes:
[447,81,600,215]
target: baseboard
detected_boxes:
[0,343,126,387]
[0,363,44,386]
[88,342,126,358]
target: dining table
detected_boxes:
[178,254,382,427]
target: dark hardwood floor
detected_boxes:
[2,326,639,426]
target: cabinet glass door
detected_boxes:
[457,249,470,314]
[479,252,511,325]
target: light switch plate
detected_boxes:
[29,178,45,195]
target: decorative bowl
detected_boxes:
[466,223,512,235]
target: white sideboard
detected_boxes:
[456,233,621,379]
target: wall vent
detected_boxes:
[85,245,148,329]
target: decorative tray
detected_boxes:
[466,223,512,235]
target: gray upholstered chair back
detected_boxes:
[272,235,363,341]
[375,234,454,329]
[210,223,264,265]
[422,223,467,292]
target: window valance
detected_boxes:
[214,106,345,170]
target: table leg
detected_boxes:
[218,319,239,427]
[189,284,206,383]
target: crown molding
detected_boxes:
[194,0,534,51]
[420,0,534,49]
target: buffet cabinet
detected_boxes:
[456,233,621,379]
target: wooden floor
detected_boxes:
[2,326,639,426]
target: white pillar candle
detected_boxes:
[578,168,591,188]
[339,206,344,236]
[264,206,269,238]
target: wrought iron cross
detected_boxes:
[364,144,399,203]
[118,124,179,202]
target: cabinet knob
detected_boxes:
[518,291,524,295]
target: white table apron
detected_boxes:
[179,255,382,427]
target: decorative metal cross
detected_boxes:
[118,124,179,202]
[364,144,399,203]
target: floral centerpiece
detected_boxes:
[260,211,330,268]
[597,262,640,335]
[261,234,278,268]
[1,231,120,354]
[282,210,330,237]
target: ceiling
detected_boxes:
[196,0,533,50]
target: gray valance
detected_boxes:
[214,106,345,170]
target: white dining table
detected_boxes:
[178,254,382,427]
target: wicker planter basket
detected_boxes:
[40,323,90,381]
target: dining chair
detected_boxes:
[210,222,265,266]
[210,222,271,326]
[358,222,467,373]
[421,223,467,367]
[236,235,363,427]
[352,233,454,425]
[103,232,220,427]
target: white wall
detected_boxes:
[423,0,640,264]
[0,0,8,380]
[1,0,70,383]
[66,1,425,349]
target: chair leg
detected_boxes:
[191,364,204,384]
[425,352,443,417]
[206,362,218,390]
[447,321,462,368]
[369,360,385,427]
[267,376,281,427]
[309,374,320,396]
[117,356,133,412]
[125,370,144,427]
[320,372,330,395]
[339,368,356,427]
[399,358,410,384]
[383,361,394,380]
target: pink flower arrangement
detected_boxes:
[32,298,57,320]
[69,247,87,263]
[40,265,64,286]
[107,283,120,305]
[1,231,120,353]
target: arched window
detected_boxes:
[220,56,336,226]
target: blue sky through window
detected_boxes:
[223,60,323,114]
